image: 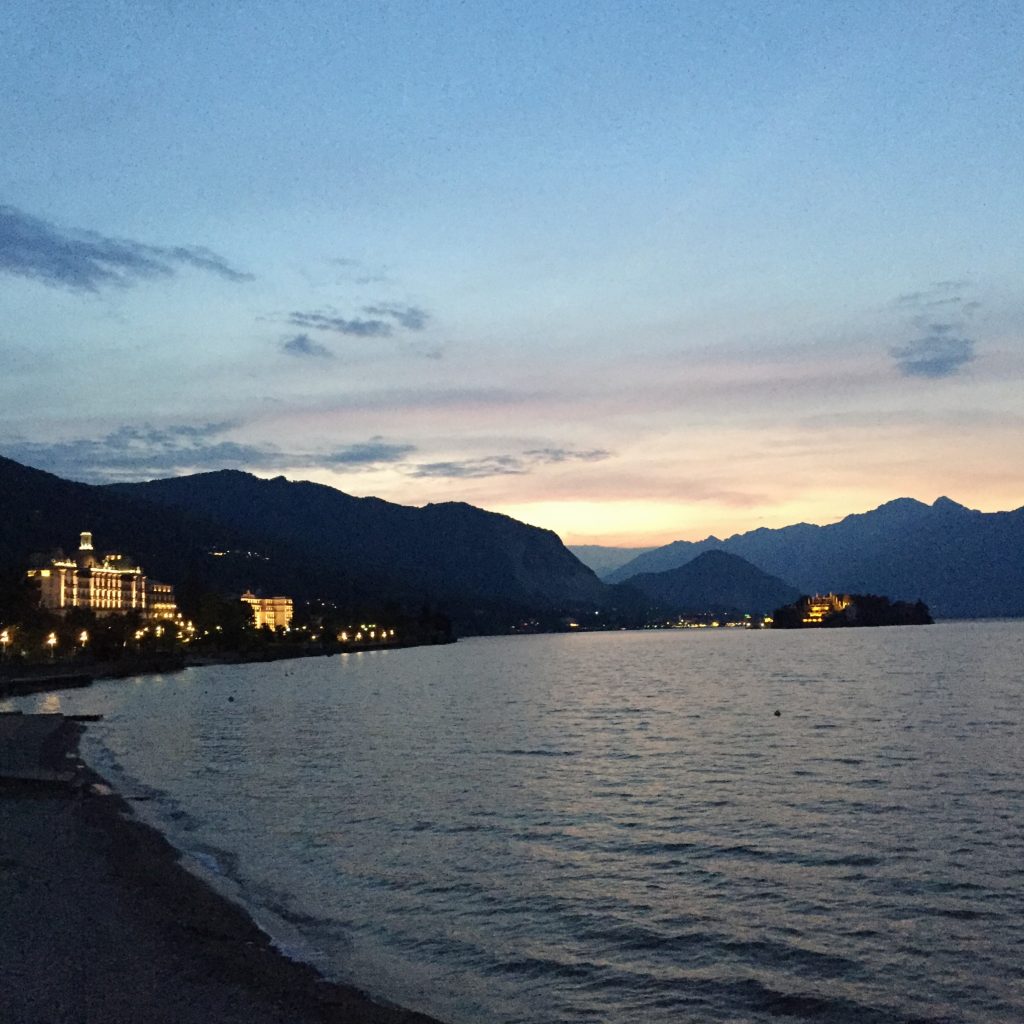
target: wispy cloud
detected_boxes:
[282,333,334,358]
[410,456,525,479]
[524,447,609,464]
[894,280,973,307]
[890,325,975,378]
[1,424,415,483]
[0,204,253,291]
[286,302,432,341]
[324,440,417,465]
[363,303,430,330]
[890,282,979,379]
[288,311,393,337]
[407,447,611,479]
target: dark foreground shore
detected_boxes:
[0,713,445,1024]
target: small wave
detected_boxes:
[576,920,709,954]
[916,906,997,921]
[717,937,861,979]
[923,879,986,894]
[497,748,581,757]
[487,955,597,982]
[817,853,882,867]
[634,840,700,854]
[705,976,953,1024]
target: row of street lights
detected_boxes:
[0,628,89,659]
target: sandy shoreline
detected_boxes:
[0,713,447,1024]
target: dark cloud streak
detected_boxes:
[890,283,980,379]
[282,333,334,358]
[524,447,609,464]
[286,303,431,340]
[407,447,611,479]
[363,303,430,330]
[410,456,525,479]
[288,311,393,337]
[324,439,416,465]
[0,204,253,291]
[895,280,973,306]
[890,326,975,378]
[1,424,415,483]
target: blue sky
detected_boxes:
[2,1,1022,544]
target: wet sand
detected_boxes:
[0,714,445,1024]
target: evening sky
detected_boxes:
[2,1,1021,544]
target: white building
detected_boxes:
[241,591,293,630]
[27,531,178,620]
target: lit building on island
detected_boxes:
[802,593,852,625]
[27,532,178,620]
[241,591,293,630]
[772,592,932,629]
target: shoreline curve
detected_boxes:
[0,713,448,1024]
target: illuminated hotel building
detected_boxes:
[241,592,294,630]
[27,532,178,620]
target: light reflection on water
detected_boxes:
[11,622,1024,1024]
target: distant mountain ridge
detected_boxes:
[607,497,1024,618]
[3,454,1021,624]
[626,550,800,616]
[568,545,654,576]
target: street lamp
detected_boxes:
[46,632,57,660]
[0,629,9,658]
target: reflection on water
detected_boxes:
[14,621,1024,1024]
[39,692,62,714]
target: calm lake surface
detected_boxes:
[10,622,1024,1023]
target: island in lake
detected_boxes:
[771,593,933,628]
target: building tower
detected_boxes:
[78,531,96,568]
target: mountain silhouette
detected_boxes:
[622,552,798,614]
[626,550,800,617]
[4,454,1020,624]
[0,457,605,632]
[607,497,1024,617]
[106,471,605,616]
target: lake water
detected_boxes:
[8,622,1024,1023]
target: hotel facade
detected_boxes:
[27,532,178,620]
[240,591,294,630]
